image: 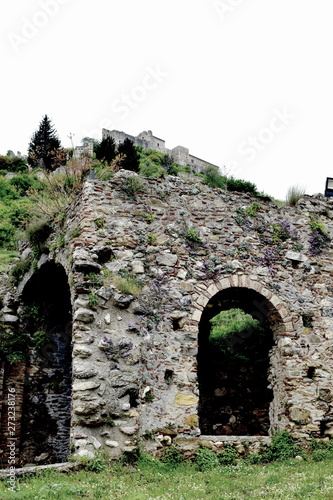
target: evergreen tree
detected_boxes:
[95,136,116,164]
[117,138,140,172]
[28,115,65,171]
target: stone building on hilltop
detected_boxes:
[102,129,219,172]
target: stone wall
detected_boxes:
[1,171,333,464]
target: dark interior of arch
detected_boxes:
[20,261,72,464]
[198,287,277,436]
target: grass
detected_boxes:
[0,250,19,271]
[2,458,333,499]
[286,185,306,206]
[112,273,143,297]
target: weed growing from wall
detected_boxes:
[309,216,330,256]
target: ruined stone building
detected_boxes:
[102,129,219,172]
[1,170,333,466]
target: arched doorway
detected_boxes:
[20,261,72,464]
[198,285,283,436]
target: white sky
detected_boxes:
[1,0,333,200]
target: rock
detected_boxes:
[289,407,310,423]
[96,287,113,301]
[149,197,169,208]
[74,308,96,324]
[89,437,102,449]
[75,450,94,459]
[104,313,111,324]
[105,441,119,448]
[132,261,144,274]
[73,381,100,391]
[72,261,102,274]
[113,293,134,309]
[174,394,198,406]
[184,415,198,427]
[74,401,101,415]
[35,452,49,463]
[0,314,18,324]
[156,253,178,267]
[74,368,98,379]
[113,169,138,180]
[120,427,137,436]
[286,251,308,262]
[75,439,88,448]
[231,259,244,270]
[72,346,92,358]
[177,269,187,279]
[170,310,188,320]
[74,298,89,310]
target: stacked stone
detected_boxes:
[2,170,333,461]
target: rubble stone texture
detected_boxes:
[1,171,333,464]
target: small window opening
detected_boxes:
[172,318,182,331]
[164,370,174,384]
[307,367,315,379]
[302,315,313,328]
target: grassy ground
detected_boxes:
[1,458,333,500]
[0,250,19,271]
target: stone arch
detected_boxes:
[20,260,72,464]
[192,275,292,436]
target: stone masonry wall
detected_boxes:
[2,170,333,463]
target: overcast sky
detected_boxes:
[1,0,333,200]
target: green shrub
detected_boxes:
[11,258,32,285]
[145,214,155,223]
[0,155,28,173]
[309,215,328,235]
[88,293,99,307]
[185,227,202,244]
[209,308,264,361]
[160,447,183,468]
[121,176,144,200]
[0,177,19,200]
[9,174,42,195]
[33,330,49,350]
[26,220,53,248]
[248,453,264,464]
[95,217,105,229]
[312,448,332,462]
[218,444,237,466]
[178,165,191,174]
[202,165,226,189]
[195,447,220,471]
[264,431,298,462]
[9,199,32,228]
[0,328,29,363]
[246,202,262,217]
[147,233,157,244]
[140,160,164,178]
[84,453,108,472]
[0,220,15,248]
[227,177,258,195]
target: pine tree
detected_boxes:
[28,115,66,171]
[95,136,116,164]
[117,138,140,172]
